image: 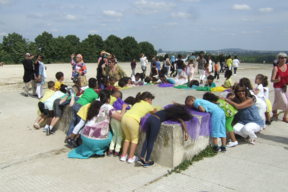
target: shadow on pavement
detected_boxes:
[257,133,288,145]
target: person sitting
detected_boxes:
[174,71,188,86]
[222,70,233,88]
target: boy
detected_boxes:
[156,58,161,72]
[151,55,156,68]
[131,58,136,77]
[222,70,233,88]
[117,78,128,88]
[205,75,216,88]
[103,77,119,92]
[214,61,219,81]
[109,77,117,86]
[55,72,65,91]
[133,73,142,86]
[150,62,158,77]
[34,81,55,129]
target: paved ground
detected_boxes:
[0,63,287,191]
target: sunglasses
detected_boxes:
[280,57,287,59]
[76,57,80,59]
[237,90,246,93]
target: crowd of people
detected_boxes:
[22,51,288,168]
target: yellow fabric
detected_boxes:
[152,105,164,112]
[123,100,154,123]
[39,89,55,102]
[211,86,228,92]
[110,96,117,106]
[224,78,232,88]
[55,81,64,91]
[226,58,232,67]
[117,86,131,90]
[266,99,272,112]
[77,103,91,121]
[121,116,140,144]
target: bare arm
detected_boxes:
[271,66,281,83]
[59,96,68,105]
[156,68,159,76]
[198,105,206,112]
[111,104,128,121]
[220,97,254,109]
[178,118,188,141]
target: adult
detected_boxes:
[221,83,264,144]
[71,54,87,83]
[22,53,36,97]
[232,56,240,76]
[163,54,172,76]
[219,54,226,73]
[197,53,207,84]
[140,53,148,76]
[208,55,213,72]
[34,54,46,99]
[226,55,233,71]
[175,54,186,75]
[102,58,127,81]
[97,51,110,88]
[271,52,288,122]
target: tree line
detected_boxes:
[0,32,157,64]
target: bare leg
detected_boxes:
[128,143,137,158]
[212,137,218,145]
[284,111,288,119]
[38,115,47,126]
[50,117,60,127]
[221,137,226,146]
[265,112,271,122]
[121,141,130,156]
[228,131,237,142]
[272,110,278,118]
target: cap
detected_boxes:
[25,53,30,56]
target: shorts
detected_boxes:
[53,99,63,118]
[38,102,48,115]
[121,116,140,144]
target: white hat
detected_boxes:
[25,53,30,56]
[277,52,287,59]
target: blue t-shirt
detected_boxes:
[156,61,161,71]
[193,98,218,113]
[205,82,216,88]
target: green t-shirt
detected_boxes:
[217,99,238,117]
[76,88,98,106]
[60,93,76,100]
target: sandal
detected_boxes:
[33,123,40,129]
[107,150,113,157]
[114,151,120,157]
[272,112,278,119]
[283,117,288,123]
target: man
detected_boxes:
[23,53,36,97]
[219,54,226,73]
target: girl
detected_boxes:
[203,92,238,147]
[138,105,192,167]
[34,54,46,98]
[232,56,240,76]
[263,76,272,125]
[174,71,188,86]
[222,70,233,88]
[204,62,210,78]
[67,90,128,158]
[121,92,157,163]
[187,59,195,82]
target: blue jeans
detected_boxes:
[60,97,79,106]
[176,69,183,74]
[67,103,83,136]
[165,66,169,76]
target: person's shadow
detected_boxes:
[257,133,288,145]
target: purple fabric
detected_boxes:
[158,83,174,88]
[140,113,151,132]
[224,89,231,92]
[112,97,131,110]
[139,82,144,86]
[187,108,211,136]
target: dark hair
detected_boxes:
[123,77,131,84]
[98,89,111,104]
[164,54,169,60]
[109,77,116,82]
[102,76,109,85]
[185,96,195,104]
[135,92,155,103]
[228,55,232,58]
[160,68,167,76]
[152,55,155,58]
[234,55,237,59]
[178,54,183,59]
[109,58,116,63]
[203,92,219,103]
[188,80,199,87]
[124,96,135,105]
[189,59,194,64]
[132,58,135,61]
[207,75,214,81]
[88,78,97,88]
[55,72,64,80]
[262,76,268,87]
[72,85,80,93]
[144,77,151,83]
[29,52,34,56]
[152,62,156,66]
[239,78,252,90]
[112,91,123,99]
[233,83,255,103]
[225,70,232,79]
[199,53,204,60]
[226,93,235,98]
[256,74,266,85]
[47,81,55,89]
[118,78,126,87]
[86,101,102,122]
[59,84,67,94]
[135,73,141,78]
[156,58,159,61]
[165,105,193,121]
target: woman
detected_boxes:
[169,55,176,77]
[220,83,264,144]
[226,55,233,71]
[71,54,87,83]
[34,54,46,99]
[197,53,207,84]
[97,52,109,88]
[102,58,127,81]
[163,54,172,76]
[208,55,213,72]
[232,56,240,76]
[140,53,148,76]
[271,52,288,122]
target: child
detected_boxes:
[133,73,142,86]
[125,77,133,87]
[214,61,220,81]
[205,75,216,88]
[124,96,136,106]
[174,71,188,86]
[55,72,65,91]
[118,78,127,88]
[150,63,159,77]
[204,62,210,78]
[187,59,194,82]
[131,58,136,77]
[203,92,239,147]
[144,77,151,85]
[34,81,55,129]
[263,76,272,125]
[103,77,119,92]
[226,93,235,99]
[184,96,226,152]
[109,77,117,86]
[138,105,192,167]
[121,92,157,163]
[222,70,233,88]
[156,58,161,72]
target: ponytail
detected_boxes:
[263,75,268,87]
[98,90,111,105]
[135,91,155,103]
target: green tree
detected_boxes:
[104,35,123,60]
[139,41,157,60]
[35,31,53,55]
[77,34,104,62]
[122,36,140,61]
[46,36,74,63]
[65,35,80,51]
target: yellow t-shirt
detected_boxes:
[224,78,232,88]
[110,96,117,106]
[55,81,64,91]
[226,58,232,67]
[40,89,55,102]
[123,100,154,122]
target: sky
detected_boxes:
[0,0,287,51]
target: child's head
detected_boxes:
[88,78,98,89]
[118,78,127,87]
[255,74,266,85]
[156,58,159,61]
[152,62,156,67]
[124,96,135,105]
[239,78,252,90]
[55,72,64,81]
[72,85,80,94]
[60,84,67,94]
[207,75,214,85]
[109,77,116,86]
[144,77,151,83]
[99,89,111,104]
[224,70,232,79]
[189,59,194,64]
[185,96,196,108]
[152,55,155,59]
[160,68,167,76]
[135,92,155,104]
[135,73,141,81]
[124,77,132,84]
[203,92,219,103]
[102,77,109,86]
[234,55,237,59]
[47,81,55,90]
[178,54,183,59]
[112,91,123,99]
[226,92,235,99]
[165,105,193,122]
[215,61,218,64]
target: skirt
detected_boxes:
[272,88,288,111]
[68,132,112,159]
[210,108,226,138]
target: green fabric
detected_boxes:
[76,88,98,106]
[225,116,234,132]
[204,82,216,88]
[217,99,238,117]
[174,85,189,89]
[60,93,76,100]
[196,86,211,91]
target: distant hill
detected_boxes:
[218,48,246,52]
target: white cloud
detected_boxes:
[0,0,13,5]
[64,14,76,20]
[242,18,255,22]
[89,30,98,34]
[0,32,8,36]
[27,13,77,21]
[165,22,178,26]
[132,0,176,14]
[171,12,193,19]
[222,33,235,36]
[242,30,261,34]
[51,29,58,32]
[233,4,251,10]
[103,10,123,17]
[242,31,247,34]
[259,7,273,13]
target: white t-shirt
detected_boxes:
[208,60,213,72]
[232,59,240,68]
[140,57,147,67]
[255,84,265,99]
[263,87,269,100]
[44,91,65,110]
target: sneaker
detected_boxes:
[50,130,55,135]
[226,141,238,147]
[114,152,120,157]
[127,156,136,163]
[120,155,128,162]
[43,127,46,132]
[212,146,219,153]
[107,150,113,157]
[249,136,257,145]
[265,120,271,125]
[46,127,50,136]
[220,146,226,152]
[137,158,146,165]
[24,94,28,97]
[143,161,154,168]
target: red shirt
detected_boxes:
[274,64,288,88]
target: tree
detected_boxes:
[77,34,104,62]
[65,35,80,51]
[104,35,123,60]
[46,36,74,63]
[139,41,157,60]
[35,31,53,54]
[122,36,140,61]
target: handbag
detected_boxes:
[283,84,287,92]
[76,75,87,87]
[34,75,42,83]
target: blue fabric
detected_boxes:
[210,107,226,138]
[167,78,175,84]
[204,82,216,88]
[193,99,218,113]
[68,132,112,159]
[165,66,169,76]
[156,62,161,71]
[170,55,175,63]
[176,69,183,74]
[38,64,45,84]
[235,103,264,127]
[60,97,79,106]
[66,103,82,136]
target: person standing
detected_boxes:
[23,53,35,97]
[34,54,46,99]
[226,55,233,71]
[197,53,207,84]
[140,53,148,76]
[163,54,172,76]
[232,56,240,76]
[131,58,136,77]
[219,54,226,73]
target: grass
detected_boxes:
[167,146,217,175]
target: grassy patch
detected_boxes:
[167,146,217,175]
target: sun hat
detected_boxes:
[100,50,111,56]
[103,55,107,58]
[277,52,287,59]
[25,53,30,56]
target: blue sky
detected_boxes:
[0,0,287,51]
